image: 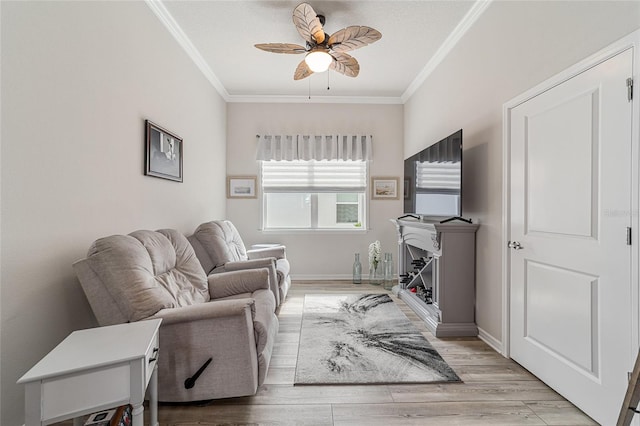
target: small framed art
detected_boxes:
[227,176,257,198]
[371,177,399,200]
[145,120,183,182]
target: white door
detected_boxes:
[509,48,633,425]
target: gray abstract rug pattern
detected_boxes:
[294,293,461,385]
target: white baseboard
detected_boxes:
[478,327,506,356]
[291,274,362,281]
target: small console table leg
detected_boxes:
[150,364,159,426]
[24,382,41,426]
[131,403,144,426]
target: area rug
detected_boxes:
[294,293,461,385]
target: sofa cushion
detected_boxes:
[86,230,209,322]
[157,229,210,301]
[192,221,248,267]
[187,234,216,275]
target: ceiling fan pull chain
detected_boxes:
[327,71,330,91]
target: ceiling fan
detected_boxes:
[255,2,382,80]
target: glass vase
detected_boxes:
[382,252,394,290]
[369,263,382,285]
[352,253,362,284]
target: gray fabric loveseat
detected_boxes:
[188,220,291,307]
[73,229,278,402]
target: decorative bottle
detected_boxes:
[352,253,362,284]
[383,252,394,290]
[370,262,382,285]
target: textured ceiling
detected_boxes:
[155,1,480,102]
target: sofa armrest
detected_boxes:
[207,269,270,300]
[147,298,256,325]
[226,258,275,270]
[147,298,261,400]
[224,258,279,305]
[247,246,286,260]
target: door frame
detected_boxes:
[501,29,640,359]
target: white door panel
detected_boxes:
[525,260,599,376]
[526,89,598,238]
[510,48,633,425]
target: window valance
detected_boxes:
[256,134,372,161]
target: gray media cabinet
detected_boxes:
[391,219,479,337]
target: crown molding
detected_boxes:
[227,95,403,104]
[146,0,399,105]
[401,0,493,103]
[147,0,488,106]
[145,0,230,102]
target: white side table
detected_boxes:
[17,319,161,426]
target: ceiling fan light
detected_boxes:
[305,50,332,73]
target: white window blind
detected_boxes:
[416,161,461,191]
[262,160,367,193]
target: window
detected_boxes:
[336,193,359,224]
[261,160,367,230]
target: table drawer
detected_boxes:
[42,363,130,421]
[145,331,159,385]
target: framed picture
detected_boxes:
[227,176,257,198]
[145,120,183,182]
[371,177,399,200]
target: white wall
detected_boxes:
[227,103,403,278]
[0,2,227,424]
[404,0,640,348]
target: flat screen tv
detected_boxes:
[403,129,463,221]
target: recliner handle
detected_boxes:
[184,357,212,389]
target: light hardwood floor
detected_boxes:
[150,280,598,426]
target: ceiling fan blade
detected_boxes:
[294,60,314,80]
[293,3,325,45]
[330,52,360,77]
[255,43,307,54]
[328,26,382,53]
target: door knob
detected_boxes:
[508,241,524,250]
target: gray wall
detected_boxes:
[226,102,404,279]
[404,0,640,348]
[1,2,227,424]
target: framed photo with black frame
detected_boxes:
[145,120,183,182]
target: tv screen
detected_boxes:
[404,129,462,219]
